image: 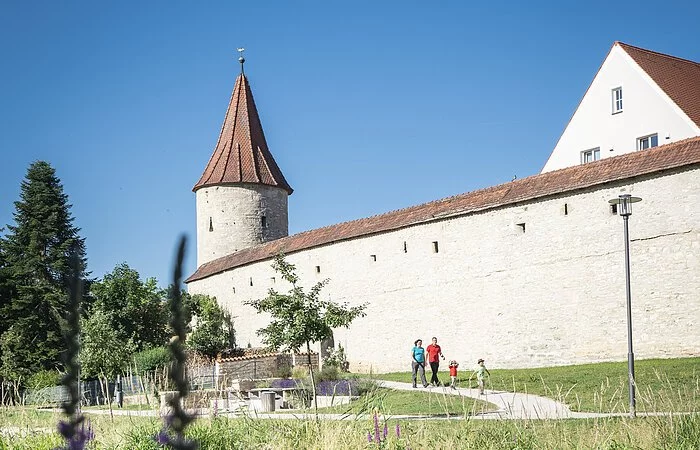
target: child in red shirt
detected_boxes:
[449,360,459,389]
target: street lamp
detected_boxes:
[608,193,642,418]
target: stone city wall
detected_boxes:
[189,167,700,372]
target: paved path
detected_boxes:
[46,382,673,421]
[376,380,600,420]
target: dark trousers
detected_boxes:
[412,361,427,387]
[429,362,440,385]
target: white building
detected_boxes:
[542,42,700,173]
[187,45,700,372]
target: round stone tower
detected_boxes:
[193,64,293,266]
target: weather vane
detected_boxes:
[237,48,245,73]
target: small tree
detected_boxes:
[187,294,235,359]
[80,310,135,379]
[245,255,366,417]
[80,309,134,413]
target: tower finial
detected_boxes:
[237,48,245,74]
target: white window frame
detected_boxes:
[612,87,623,114]
[580,147,601,164]
[637,133,658,150]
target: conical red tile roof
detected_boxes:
[193,73,293,194]
[618,42,700,128]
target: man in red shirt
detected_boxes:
[426,337,445,386]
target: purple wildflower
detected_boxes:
[156,429,171,446]
[383,423,388,439]
[373,412,381,444]
[396,423,401,438]
[55,419,94,450]
[367,432,373,443]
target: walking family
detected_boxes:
[411,337,490,393]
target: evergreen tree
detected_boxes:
[0,161,87,380]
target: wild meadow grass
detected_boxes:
[375,357,700,412]
[1,408,699,449]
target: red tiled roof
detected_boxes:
[186,137,700,283]
[193,73,293,194]
[619,42,700,128]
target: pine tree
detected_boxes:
[0,161,87,380]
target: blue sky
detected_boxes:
[1,1,699,286]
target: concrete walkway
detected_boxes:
[376,380,598,420]
[52,382,668,421]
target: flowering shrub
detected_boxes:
[271,378,300,389]
[317,380,359,396]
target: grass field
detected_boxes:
[373,357,700,412]
[1,408,699,449]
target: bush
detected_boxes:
[292,366,308,379]
[317,365,340,382]
[132,346,171,373]
[273,363,292,379]
[26,369,61,390]
[323,344,350,372]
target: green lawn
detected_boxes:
[276,387,496,416]
[373,357,700,413]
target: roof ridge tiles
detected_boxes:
[618,42,700,67]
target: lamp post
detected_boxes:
[608,194,642,418]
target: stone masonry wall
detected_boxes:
[196,184,288,266]
[216,354,320,382]
[189,167,700,372]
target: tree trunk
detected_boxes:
[306,341,318,422]
[100,372,114,421]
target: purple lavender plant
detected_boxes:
[271,378,299,389]
[55,248,93,450]
[316,379,358,396]
[155,237,198,450]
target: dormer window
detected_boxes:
[581,147,600,164]
[638,134,658,150]
[612,87,623,114]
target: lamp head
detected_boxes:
[608,194,642,217]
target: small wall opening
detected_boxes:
[261,215,267,229]
[516,223,526,233]
[370,255,377,262]
[270,277,276,284]
[315,266,321,273]
[249,277,253,286]
[403,241,408,253]
[610,204,618,215]
[564,203,568,215]
[432,241,439,253]
[209,217,213,232]
[232,287,236,294]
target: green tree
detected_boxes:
[79,309,135,379]
[0,161,87,380]
[90,263,168,351]
[187,294,235,359]
[245,254,366,417]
